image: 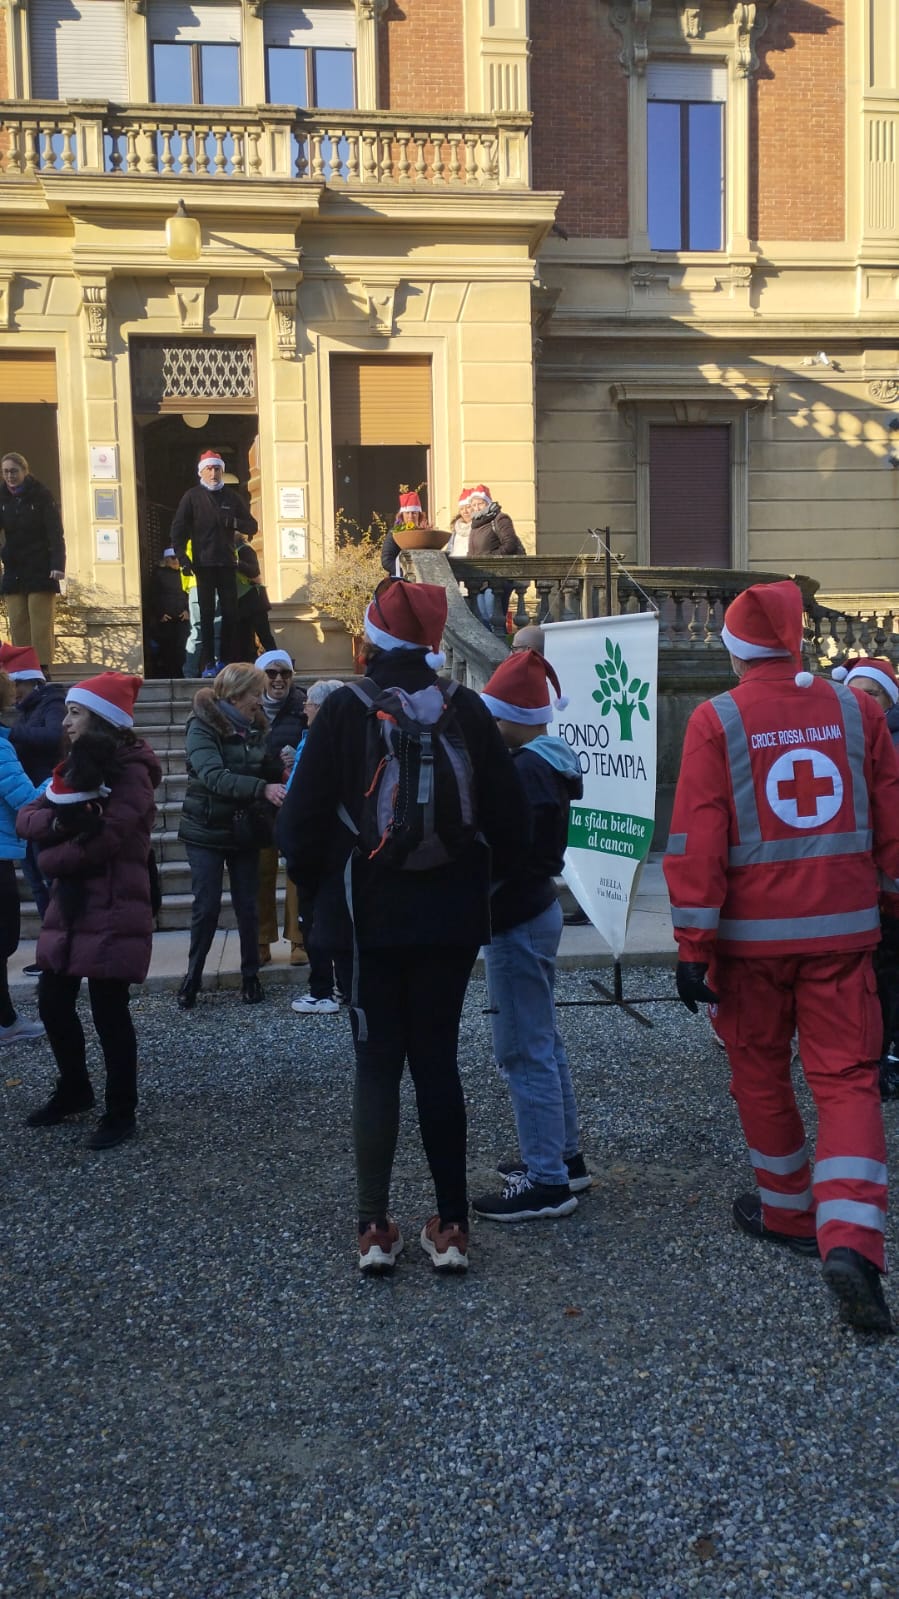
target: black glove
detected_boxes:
[676,961,719,1015]
[179,557,194,577]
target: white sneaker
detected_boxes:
[0,1015,45,1045]
[291,994,340,1015]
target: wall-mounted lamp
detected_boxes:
[886,417,899,469]
[801,351,833,369]
[166,198,201,263]
[182,412,210,430]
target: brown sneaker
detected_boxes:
[290,943,310,966]
[420,1215,469,1271]
[358,1218,403,1273]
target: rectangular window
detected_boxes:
[264,3,356,107]
[649,424,731,566]
[149,2,242,103]
[647,63,726,251]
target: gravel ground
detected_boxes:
[1,965,898,1599]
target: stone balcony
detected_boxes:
[0,101,531,187]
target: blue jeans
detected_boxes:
[484,898,580,1188]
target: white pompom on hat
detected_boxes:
[481,648,569,725]
[832,656,899,705]
[65,671,142,729]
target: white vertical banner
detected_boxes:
[544,613,659,959]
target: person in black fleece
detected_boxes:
[278,578,528,1276]
[471,649,589,1224]
[0,643,65,925]
[170,451,257,672]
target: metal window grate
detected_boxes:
[132,339,257,405]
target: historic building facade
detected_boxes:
[0,0,895,668]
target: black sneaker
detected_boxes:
[473,1172,578,1222]
[879,1055,899,1101]
[241,976,265,1004]
[88,1115,136,1151]
[732,1192,819,1258]
[823,1247,894,1334]
[496,1152,593,1194]
[26,1086,96,1127]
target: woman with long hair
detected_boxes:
[17,672,161,1150]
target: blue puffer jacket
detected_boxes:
[0,725,42,859]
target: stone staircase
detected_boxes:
[17,677,313,937]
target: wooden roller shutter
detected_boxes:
[0,353,58,404]
[30,0,129,101]
[330,355,432,447]
[649,424,730,566]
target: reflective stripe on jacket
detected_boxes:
[663,660,899,960]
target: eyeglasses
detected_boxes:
[265,668,292,681]
[2,467,23,476]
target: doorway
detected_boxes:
[334,444,430,534]
[134,411,259,670]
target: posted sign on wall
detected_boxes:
[544,613,659,959]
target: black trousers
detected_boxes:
[195,564,238,669]
[336,943,479,1226]
[0,859,20,1027]
[150,618,189,678]
[185,843,260,982]
[38,971,137,1118]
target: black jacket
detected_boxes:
[0,477,66,594]
[278,651,528,952]
[178,689,283,851]
[490,742,583,934]
[170,485,257,570]
[9,682,66,784]
[148,565,188,622]
[263,685,307,761]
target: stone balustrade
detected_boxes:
[0,102,530,187]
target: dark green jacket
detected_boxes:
[178,688,282,851]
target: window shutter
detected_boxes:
[148,1,242,42]
[263,2,356,49]
[647,63,727,102]
[0,353,58,403]
[30,0,129,100]
[331,356,432,447]
[649,425,731,566]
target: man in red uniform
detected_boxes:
[664,580,899,1333]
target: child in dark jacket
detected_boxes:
[473,649,591,1223]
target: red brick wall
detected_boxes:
[530,0,628,237]
[378,0,465,113]
[751,0,845,241]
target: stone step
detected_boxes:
[18,883,287,937]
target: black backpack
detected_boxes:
[340,678,477,871]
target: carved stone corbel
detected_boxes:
[128,0,146,13]
[243,0,265,17]
[266,270,301,359]
[356,0,389,16]
[0,273,14,332]
[869,380,899,404]
[679,4,703,39]
[609,0,652,76]
[169,277,208,332]
[531,279,560,356]
[80,277,109,358]
[360,280,397,336]
[733,1,777,77]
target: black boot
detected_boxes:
[879,1055,899,1100]
[177,976,199,1011]
[241,975,264,1004]
[823,1247,894,1334]
[88,1114,136,1151]
[26,1082,95,1127]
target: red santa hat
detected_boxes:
[832,656,899,705]
[197,450,225,474]
[481,648,569,725]
[0,643,44,681]
[65,671,142,729]
[397,489,422,517]
[46,760,110,805]
[363,579,447,669]
[469,484,491,502]
[457,487,472,508]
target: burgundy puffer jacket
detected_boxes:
[17,738,161,982]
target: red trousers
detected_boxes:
[711,949,888,1271]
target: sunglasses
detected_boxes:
[265,668,292,681]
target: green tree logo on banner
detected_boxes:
[592,639,651,743]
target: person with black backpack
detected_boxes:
[278,578,528,1275]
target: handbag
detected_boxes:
[231,798,276,850]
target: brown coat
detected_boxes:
[467,510,523,558]
[17,739,161,982]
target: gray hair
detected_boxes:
[306,678,345,707]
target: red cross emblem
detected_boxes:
[776,758,835,818]
[765,748,844,830]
